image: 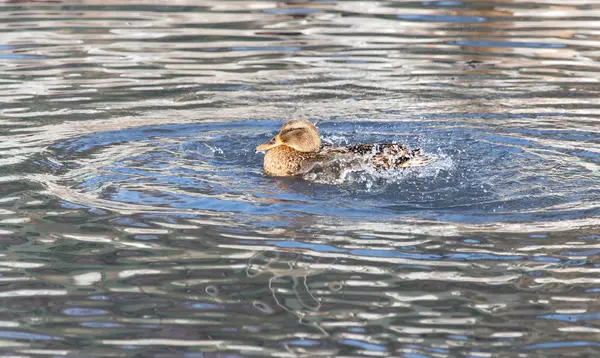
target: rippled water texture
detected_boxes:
[1,0,600,356]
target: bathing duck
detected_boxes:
[256,119,430,176]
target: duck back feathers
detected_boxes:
[262,143,429,176]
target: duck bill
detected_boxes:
[256,135,282,152]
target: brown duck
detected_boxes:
[256,119,429,176]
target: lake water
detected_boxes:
[1,0,600,356]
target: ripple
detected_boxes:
[23,116,599,229]
[2,0,600,356]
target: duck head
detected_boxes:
[256,119,321,153]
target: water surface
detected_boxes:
[1,0,600,356]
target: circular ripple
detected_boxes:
[35,117,600,226]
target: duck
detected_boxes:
[256,119,430,176]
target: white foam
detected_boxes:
[303,151,453,190]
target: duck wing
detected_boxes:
[321,143,430,169]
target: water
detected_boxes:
[1,0,600,356]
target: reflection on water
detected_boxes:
[1,0,600,356]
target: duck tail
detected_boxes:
[384,147,433,168]
[400,150,434,167]
[370,145,433,169]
